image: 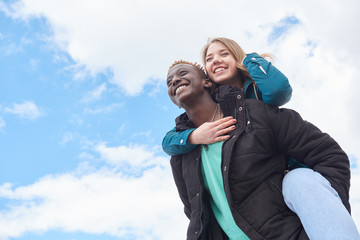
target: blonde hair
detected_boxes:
[202,37,273,83]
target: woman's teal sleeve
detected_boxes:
[243,53,292,106]
[162,127,197,156]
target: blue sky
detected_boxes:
[0,15,172,183]
[1,0,360,239]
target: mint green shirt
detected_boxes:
[201,142,249,240]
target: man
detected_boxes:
[166,61,357,240]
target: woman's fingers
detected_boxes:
[213,117,237,132]
[214,134,231,142]
[216,125,236,136]
[189,117,237,144]
[212,116,234,125]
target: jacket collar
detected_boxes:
[175,112,196,131]
[175,84,248,131]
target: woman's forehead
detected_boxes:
[206,41,227,55]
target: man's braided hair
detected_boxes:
[168,60,206,76]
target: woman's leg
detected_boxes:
[282,168,360,240]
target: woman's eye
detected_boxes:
[221,52,229,56]
[206,57,212,62]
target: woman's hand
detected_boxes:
[188,117,237,145]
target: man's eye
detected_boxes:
[167,79,172,86]
[179,71,187,76]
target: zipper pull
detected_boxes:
[258,65,267,75]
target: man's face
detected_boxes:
[166,64,207,107]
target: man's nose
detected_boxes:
[172,76,181,86]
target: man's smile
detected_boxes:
[174,83,189,96]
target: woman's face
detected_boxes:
[205,41,239,86]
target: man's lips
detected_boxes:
[174,84,189,96]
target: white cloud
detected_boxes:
[0,145,187,239]
[0,42,22,57]
[273,25,360,164]
[69,114,84,127]
[350,169,360,231]
[1,0,358,94]
[83,103,124,115]
[81,82,107,103]
[4,101,43,120]
[0,1,10,15]
[27,58,39,72]
[77,152,95,161]
[60,131,75,146]
[0,116,5,132]
[95,143,160,171]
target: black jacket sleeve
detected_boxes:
[170,156,192,219]
[265,105,351,211]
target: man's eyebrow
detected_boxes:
[167,67,185,78]
[178,67,190,71]
[173,66,190,73]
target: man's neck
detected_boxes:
[184,99,218,127]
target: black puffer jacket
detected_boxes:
[170,85,350,240]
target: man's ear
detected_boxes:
[203,78,216,95]
[203,78,213,88]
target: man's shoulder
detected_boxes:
[175,112,195,131]
[215,85,242,99]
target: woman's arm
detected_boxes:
[243,53,292,106]
[162,127,197,156]
[162,117,236,156]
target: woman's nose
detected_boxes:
[213,54,221,64]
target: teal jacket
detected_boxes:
[162,53,292,156]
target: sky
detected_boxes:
[0,0,360,239]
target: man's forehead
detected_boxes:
[170,63,194,70]
[167,63,195,75]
